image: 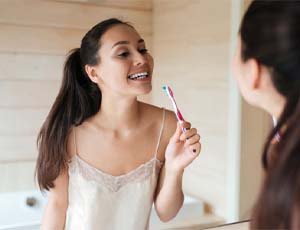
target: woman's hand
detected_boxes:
[164,121,201,173]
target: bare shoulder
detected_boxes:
[140,102,177,160]
[139,101,163,116]
[138,102,163,125]
[66,119,96,160]
[140,101,171,115]
[139,101,177,133]
[162,109,177,141]
[158,108,177,160]
[165,109,177,137]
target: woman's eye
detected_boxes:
[139,48,148,54]
[118,52,130,58]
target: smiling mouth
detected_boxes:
[128,72,149,80]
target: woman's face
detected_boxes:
[93,24,154,97]
[232,36,287,118]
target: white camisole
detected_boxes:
[65,109,166,230]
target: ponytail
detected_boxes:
[36,48,101,190]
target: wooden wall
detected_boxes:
[0,0,152,192]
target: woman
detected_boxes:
[36,18,201,229]
[232,1,300,229]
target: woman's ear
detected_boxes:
[85,64,101,84]
[246,58,261,90]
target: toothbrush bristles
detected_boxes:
[162,85,174,98]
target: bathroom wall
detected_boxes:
[0,0,152,192]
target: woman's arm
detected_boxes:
[154,113,201,222]
[41,129,75,230]
[41,170,69,230]
[154,164,184,222]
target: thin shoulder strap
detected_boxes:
[155,108,166,158]
[73,126,78,154]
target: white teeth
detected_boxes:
[128,72,148,80]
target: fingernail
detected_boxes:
[193,149,196,153]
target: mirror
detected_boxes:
[0,0,269,229]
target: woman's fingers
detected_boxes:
[181,121,191,131]
[180,128,199,141]
[170,121,192,143]
[184,133,201,146]
[172,122,202,157]
[189,142,201,155]
[179,124,201,155]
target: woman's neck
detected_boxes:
[263,91,286,121]
[93,95,142,133]
[270,97,286,121]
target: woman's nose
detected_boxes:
[133,52,146,66]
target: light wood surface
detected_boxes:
[0,53,64,81]
[56,0,152,10]
[0,0,152,32]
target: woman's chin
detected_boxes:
[136,85,152,96]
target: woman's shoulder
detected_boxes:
[66,121,95,159]
[140,103,177,160]
[140,101,176,122]
[139,101,177,137]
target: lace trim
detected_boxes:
[69,155,163,192]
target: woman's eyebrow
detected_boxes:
[112,39,144,48]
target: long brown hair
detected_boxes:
[240,1,300,228]
[36,18,132,190]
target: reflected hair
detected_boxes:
[240,1,300,229]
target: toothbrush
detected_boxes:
[162,86,186,132]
